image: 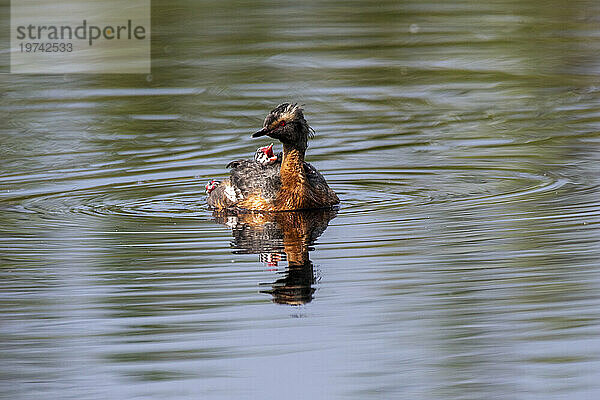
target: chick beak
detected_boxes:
[252,127,270,138]
[264,143,274,158]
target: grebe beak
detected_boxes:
[252,127,270,138]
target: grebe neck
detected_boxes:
[280,144,306,184]
[276,144,310,210]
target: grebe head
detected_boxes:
[252,103,313,151]
[254,143,278,165]
[205,179,219,194]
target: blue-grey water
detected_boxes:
[2,0,600,399]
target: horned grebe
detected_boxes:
[206,103,339,211]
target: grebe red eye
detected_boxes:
[279,121,286,127]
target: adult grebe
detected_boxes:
[206,103,339,211]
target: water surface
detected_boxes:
[2,1,600,399]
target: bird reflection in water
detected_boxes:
[212,209,337,305]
